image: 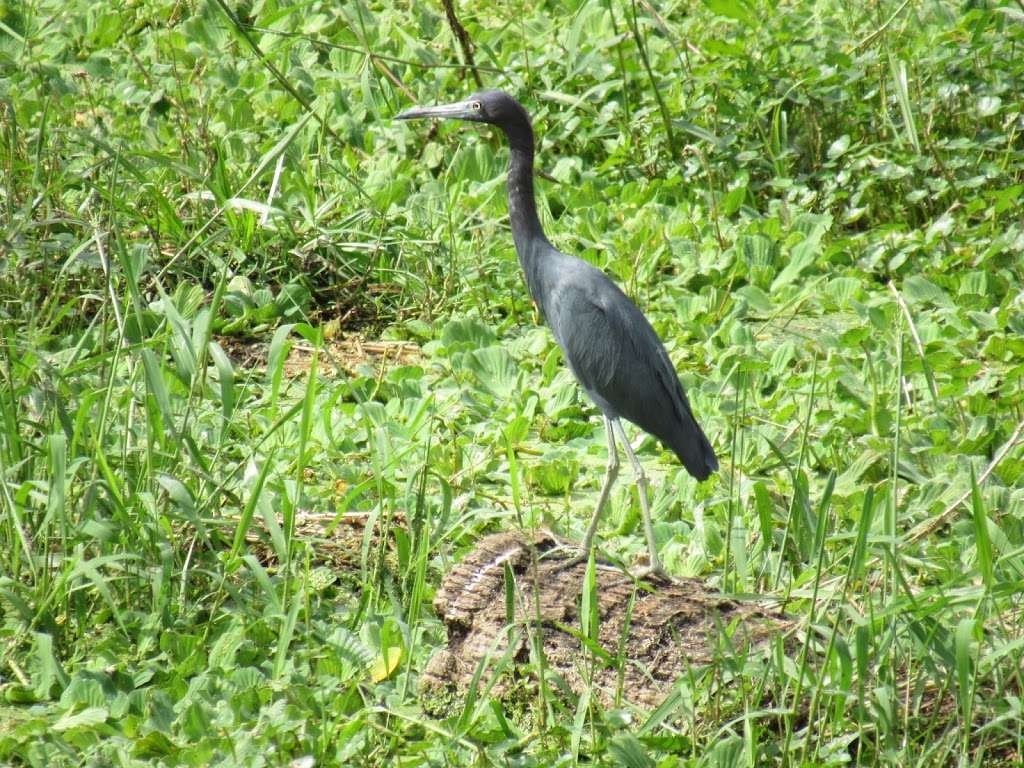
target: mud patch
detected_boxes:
[423,532,793,710]
[218,334,421,378]
[238,508,404,581]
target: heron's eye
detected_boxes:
[471,101,482,111]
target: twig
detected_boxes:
[627,0,677,161]
[889,280,936,403]
[93,228,128,348]
[440,0,484,88]
[685,144,724,249]
[856,0,914,51]
[372,57,416,101]
[262,154,284,227]
[908,417,1024,542]
[7,658,29,686]
[348,2,416,101]
[638,0,691,77]
[241,25,505,75]
[888,280,965,428]
[209,0,339,142]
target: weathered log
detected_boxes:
[423,532,793,710]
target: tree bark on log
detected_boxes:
[423,532,793,710]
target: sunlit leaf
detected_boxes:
[369,646,403,683]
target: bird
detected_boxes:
[396,90,717,580]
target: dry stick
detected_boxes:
[243,27,505,74]
[888,280,965,428]
[6,658,29,686]
[371,56,416,102]
[440,0,484,88]
[856,0,914,51]
[210,0,338,142]
[627,0,677,161]
[93,228,127,348]
[908,416,1024,543]
[637,0,695,74]
[686,144,725,249]
[208,0,376,221]
[261,154,285,228]
[889,281,937,404]
[347,4,416,102]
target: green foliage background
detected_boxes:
[1,0,1023,764]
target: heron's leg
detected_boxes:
[577,415,620,560]
[554,416,620,570]
[613,420,669,580]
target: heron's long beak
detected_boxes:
[395,99,478,121]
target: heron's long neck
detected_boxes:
[504,122,549,301]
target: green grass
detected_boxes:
[2,0,1024,764]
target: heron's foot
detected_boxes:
[546,544,613,573]
[551,550,589,572]
[615,562,675,587]
[626,565,675,581]
[537,538,582,564]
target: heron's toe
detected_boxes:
[551,551,588,572]
[627,564,675,585]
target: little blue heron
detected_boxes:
[397,90,717,580]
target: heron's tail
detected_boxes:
[670,421,718,482]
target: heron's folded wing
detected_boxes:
[547,275,686,428]
[545,277,635,395]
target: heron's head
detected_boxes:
[395,90,528,128]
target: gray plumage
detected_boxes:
[397,90,717,578]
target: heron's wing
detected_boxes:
[546,266,718,478]
[545,283,604,387]
[546,270,687,423]
[546,271,646,398]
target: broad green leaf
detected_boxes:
[607,733,655,768]
[209,621,246,671]
[441,318,497,350]
[827,134,851,160]
[465,345,521,399]
[53,706,108,732]
[702,0,755,25]
[902,275,949,306]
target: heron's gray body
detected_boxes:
[397,89,717,578]
[523,238,717,481]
